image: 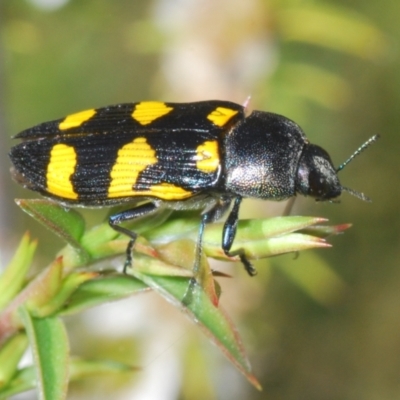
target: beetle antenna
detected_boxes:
[341,186,371,202]
[337,135,379,202]
[336,134,380,173]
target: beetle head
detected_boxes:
[296,135,379,202]
[296,144,341,201]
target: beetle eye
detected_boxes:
[308,170,327,197]
[308,170,339,200]
[296,145,342,201]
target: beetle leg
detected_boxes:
[183,197,232,305]
[223,196,257,276]
[192,197,232,277]
[109,202,158,272]
[283,197,296,216]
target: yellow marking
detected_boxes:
[132,102,173,125]
[46,144,78,199]
[196,140,220,173]
[207,107,238,127]
[108,137,157,198]
[146,183,192,200]
[108,137,192,200]
[59,109,96,130]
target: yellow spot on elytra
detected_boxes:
[196,140,220,173]
[207,107,238,127]
[147,183,192,200]
[46,144,78,199]
[108,137,192,200]
[59,109,96,130]
[108,137,157,198]
[132,102,173,125]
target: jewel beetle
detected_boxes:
[9,100,378,276]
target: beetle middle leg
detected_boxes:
[182,197,232,304]
[192,197,233,277]
[222,196,257,276]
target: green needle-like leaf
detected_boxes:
[203,216,331,261]
[69,357,137,379]
[0,233,37,310]
[60,274,149,315]
[15,199,89,263]
[0,366,36,399]
[129,262,261,389]
[0,333,28,389]
[25,257,64,316]
[19,307,69,400]
[0,358,136,399]
[31,271,97,318]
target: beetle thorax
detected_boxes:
[223,112,306,201]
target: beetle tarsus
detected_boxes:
[182,277,197,306]
[123,239,135,273]
[241,255,257,276]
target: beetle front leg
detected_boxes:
[222,196,257,276]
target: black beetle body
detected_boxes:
[9,100,378,276]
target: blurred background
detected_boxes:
[0,0,398,399]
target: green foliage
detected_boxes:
[0,200,347,398]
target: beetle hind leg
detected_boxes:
[109,202,158,272]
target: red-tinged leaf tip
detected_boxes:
[133,242,160,258]
[19,231,38,249]
[81,271,99,279]
[211,270,232,278]
[248,375,262,391]
[332,223,352,233]
[313,217,329,223]
[309,238,332,248]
